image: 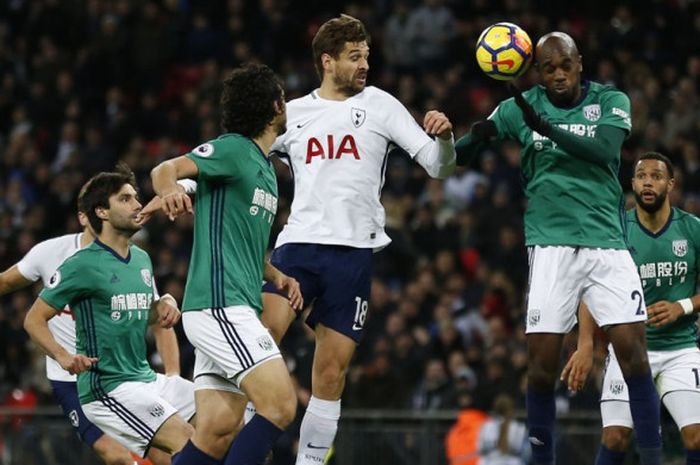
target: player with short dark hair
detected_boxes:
[1,176,179,465]
[260,14,456,465]
[24,164,195,460]
[563,153,700,465]
[456,32,661,465]
[150,63,302,465]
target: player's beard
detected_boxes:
[334,69,366,97]
[634,188,667,213]
[112,216,142,237]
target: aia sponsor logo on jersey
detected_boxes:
[306,135,360,164]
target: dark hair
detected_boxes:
[220,63,284,138]
[312,14,370,79]
[76,178,93,213]
[637,151,674,178]
[81,163,137,234]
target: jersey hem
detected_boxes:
[524,241,627,250]
[275,236,391,251]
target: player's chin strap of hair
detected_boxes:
[677,298,694,315]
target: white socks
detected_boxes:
[295,396,341,465]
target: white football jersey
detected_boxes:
[17,233,83,382]
[272,86,431,250]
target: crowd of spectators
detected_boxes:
[2,0,700,457]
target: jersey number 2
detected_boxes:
[631,290,644,316]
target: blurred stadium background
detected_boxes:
[0,0,698,464]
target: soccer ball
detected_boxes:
[476,22,533,81]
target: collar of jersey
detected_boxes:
[94,238,131,263]
[635,207,674,238]
[543,80,590,110]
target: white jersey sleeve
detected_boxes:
[17,233,83,382]
[380,90,432,158]
[274,86,432,250]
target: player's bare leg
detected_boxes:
[607,322,661,465]
[224,358,297,464]
[526,333,564,465]
[296,323,356,465]
[262,292,297,345]
[146,447,172,465]
[149,413,194,455]
[92,434,140,465]
[681,424,700,464]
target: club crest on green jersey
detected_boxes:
[582,104,601,122]
[141,269,152,287]
[673,239,688,257]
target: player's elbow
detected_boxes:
[425,161,456,179]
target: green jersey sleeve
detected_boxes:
[39,256,91,311]
[487,99,519,141]
[598,90,632,135]
[185,137,248,182]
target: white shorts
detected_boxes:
[601,346,700,429]
[82,374,195,457]
[183,306,281,393]
[525,246,646,334]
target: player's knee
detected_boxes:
[92,436,133,465]
[528,364,558,390]
[269,391,298,428]
[601,426,632,452]
[194,421,237,458]
[616,349,650,377]
[316,359,349,391]
[681,425,700,450]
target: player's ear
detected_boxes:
[668,176,676,192]
[95,206,109,221]
[578,55,583,73]
[321,53,334,73]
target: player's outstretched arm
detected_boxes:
[454,120,497,167]
[0,265,33,295]
[561,302,596,392]
[24,298,97,374]
[137,179,198,225]
[412,110,456,178]
[507,83,625,167]
[151,157,198,221]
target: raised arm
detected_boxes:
[150,156,199,220]
[413,110,456,178]
[24,297,97,374]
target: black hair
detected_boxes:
[637,151,674,178]
[81,163,137,234]
[220,63,284,138]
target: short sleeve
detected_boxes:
[598,90,632,135]
[185,137,247,182]
[16,242,46,282]
[487,99,518,141]
[382,94,432,158]
[39,256,90,311]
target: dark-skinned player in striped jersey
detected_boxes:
[455,32,661,465]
